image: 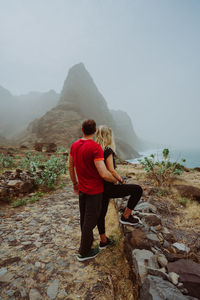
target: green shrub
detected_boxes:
[139,148,186,186]
[34,155,67,188]
[18,151,46,170]
[17,151,67,189]
[0,153,16,169]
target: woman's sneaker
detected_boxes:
[77,248,99,262]
[99,238,114,250]
[120,215,141,226]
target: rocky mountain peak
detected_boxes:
[60,63,95,102]
[59,63,110,126]
[13,63,141,159]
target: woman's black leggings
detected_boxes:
[97,183,143,235]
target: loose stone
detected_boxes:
[157,254,168,268]
[29,288,42,300]
[168,272,179,285]
[47,279,59,299]
[172,243,190,254]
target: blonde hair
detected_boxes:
[96,125,116,151]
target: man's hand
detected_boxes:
[73,183,79,195]
[69,155,79,194]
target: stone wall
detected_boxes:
[0,170,35,202]
[34,143,57,153]
[115,194,200,300]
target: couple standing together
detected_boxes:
[69,119,143,262]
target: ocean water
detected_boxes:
[129,148,200,168]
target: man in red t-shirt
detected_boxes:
[69,119,117,261]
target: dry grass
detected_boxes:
[93,199,137,300]
[116,164,146,182]
[173,169,200,188]
[174,198,200,231]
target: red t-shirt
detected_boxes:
[70,139,104,195]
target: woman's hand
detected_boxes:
[115,177,124,185]
[119,177,124,184]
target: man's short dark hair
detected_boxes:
[82,119,96,135]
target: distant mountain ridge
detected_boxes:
[0,86,59,138]
[17,63,141,159]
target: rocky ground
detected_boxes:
[0,183,136,300]
[1,156,200,300]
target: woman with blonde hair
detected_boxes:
[96,125,143,249]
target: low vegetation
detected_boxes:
[120,160,200,258]
[0,153,16,169]
[11,192,45,207]
[138,148,186,186]
[0,148,68,207]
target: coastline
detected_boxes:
[129,148,200,168]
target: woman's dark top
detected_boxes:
[104,147,116,188]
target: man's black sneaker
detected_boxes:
[120,215,141,226]
[77,248,99,262]
[99,238,113,250]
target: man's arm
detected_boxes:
[94,160,117,183]
[68,155,79,194]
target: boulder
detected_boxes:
[20,145,28,149]
[134,202,157,213]
[0,187,8,201]
[0,170,35,202]
[45,143,57,153]
[132,249,159,285]
[147,267,169,281]
[172,242,190,254]
[174,185,200,203]
[167,259,200,298]
[163,250,187,262]
[7,180,22,188]
[34,142,57,153]
[140,275,195,300]
[146,233,161,247]
[34,142,43,152]
[129,229,154,250]
[141,214,162,226]
[161,227,176,244]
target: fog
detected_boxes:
[1,0,200,150]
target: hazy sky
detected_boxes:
[1,0,200,150]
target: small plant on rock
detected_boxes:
[28,196,40,203]
[139,148,186,186]
[178,197,188,207]
[11,198,27,207]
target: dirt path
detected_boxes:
[0,185,136,300]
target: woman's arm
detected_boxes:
[105,154,123,183]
